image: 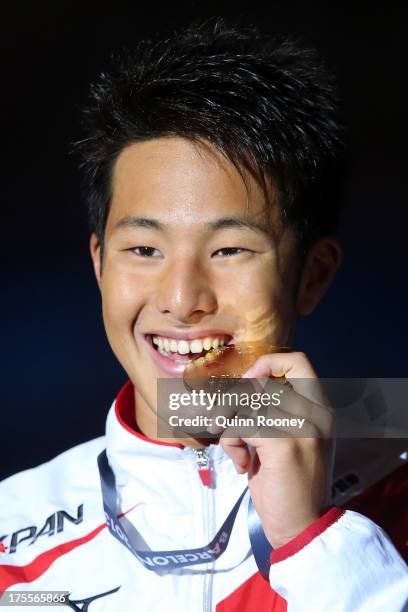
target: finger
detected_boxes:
[206,376,332,437]
[219,436,251,473]
[218,390,333,445]
[242,351,315,378]
[243,351,330,407]
[262,379,333,436]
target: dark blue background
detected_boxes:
[2,1,407,479]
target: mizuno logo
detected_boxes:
[65,587,120,611]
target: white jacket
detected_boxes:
[1,380,407,611]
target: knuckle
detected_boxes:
[302,429,320,444]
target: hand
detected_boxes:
[219,351,334,549]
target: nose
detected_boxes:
[155,257,218,324]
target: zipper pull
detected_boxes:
[194,448,212,487]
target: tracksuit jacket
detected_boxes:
[1,379,407,611]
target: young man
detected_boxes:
[1,21,407,611]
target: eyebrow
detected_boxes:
[206,216,270,235]
[114,215,270,236]
[114,216,166,231]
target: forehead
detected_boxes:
[107,137,281,232]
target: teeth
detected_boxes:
[203,338,212,351]
[151,334,229,356]
[177,340,190,355]
[190,339,203,353]
[185,346,223,369]
[205,347,223,361]
[186,348,222,370]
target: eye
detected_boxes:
[212,247,250,257]
[131,246,162,257]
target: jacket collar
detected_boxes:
[105,380,228,477]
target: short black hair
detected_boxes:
[76,19,346,260]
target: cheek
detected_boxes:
[228,258,284,309]
[218,261,296,341]
[100,266,146,335]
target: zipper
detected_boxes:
[194,448,213,487]
[193,448,214,612]
[194,448,209,468]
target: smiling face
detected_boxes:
[90,137,330,442]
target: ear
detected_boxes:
[90,233,102,288]
[296,237,342,315]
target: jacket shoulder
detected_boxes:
[0,437,106,530]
